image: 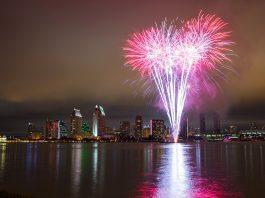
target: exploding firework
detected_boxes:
[124,12,233,142]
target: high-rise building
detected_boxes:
[28,122,38,139]
[135,115,142,138]
[45,120,60,139]
[70,108,83,136]
[45,120,52,139]
[82,121,90,133]
[92,105,106,137]
[150,119,164,140]
[180,116,188,140]
[120,121,131,136]
[28,122,35,136]
[59,121,68,138]
[199,113,206,133]
[213,112,220,133]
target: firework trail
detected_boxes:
[124,12,233,142]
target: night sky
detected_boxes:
[1,0,265,133]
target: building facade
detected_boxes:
[45,120,60,139]
[28,122,35,137]
[180,116,188,140]
[150,119,164,140]
[70,108,83,136]
[59,121,68,138]
[142,127,151,138]
[200,113,206,133]
[134,115,142,138]
[213,112,220,133]
[120,121,131,136]
[92,105,106,137]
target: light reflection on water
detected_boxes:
[0,142,264,197]
[0,143,6,178]
[135,144,240,197]
[71,144,82,195]
[157,144,190,197]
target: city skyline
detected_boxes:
[22,105,265,136]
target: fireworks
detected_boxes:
[124,12,233,142]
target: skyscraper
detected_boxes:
[92,105,106,137]
[213,112,220,133]
[134,115,142,138]
[180,116,188,140]
[28,122,35,136]
[45,120,60,139]
[120,121,131,136]
[28,122,37,139]
[199,113,206,133]
[82,121,90,133]
[59,120,68,138]
[70,108,83,136]
[150,119,164,140]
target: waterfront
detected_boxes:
[0,142,264,197]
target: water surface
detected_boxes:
[0,142,264,197]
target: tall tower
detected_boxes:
[92,105,106,137]
[45,120,61,139]
[199,113,206,133]
[59,120,68,138]
[180,116,188,140]
[28,122,35,136]
[135,115,142,138]
[213,112,220,133]
[45,120,52,139]
[150,119,164,140]
[70,108,83,136]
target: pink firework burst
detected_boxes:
[124,12,234,142]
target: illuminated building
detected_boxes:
[105,126,114,135]
[199,113,206,133]
[0,135,7,142]
[92,105,106,137]
[28,122,43,140]
[28,122,35,137]
[59,121,68,138]
[46,120,60,139]
[70,108,83,136]
[150,119,164,140]
[120,121,130,136]
[213,112,220,133]
[135,115,142,138]
[82,121,90,133]
[142,127,151,138]
[81,121,92,138]
[30,132,41,140]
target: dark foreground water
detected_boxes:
[0,142,264,198]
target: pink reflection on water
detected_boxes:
[135,144,242,198]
